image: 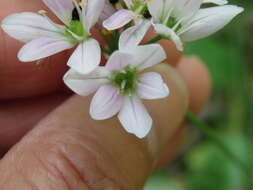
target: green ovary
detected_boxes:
[69,20,85,36]
[65,20,89,43]
[112,67,138,94]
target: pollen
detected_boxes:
[79,2,87,7]
[38,10,47,15]
[100,29,113,35]
[132,12,140,19]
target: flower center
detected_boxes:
[64,3,89,43]
[69,20,85,36]
[111,66,138,94]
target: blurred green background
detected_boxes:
[144,1,253,190]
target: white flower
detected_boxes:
[103,0,147,30]
[147,0,244,51]
[1,0,105,74]
[64,29,169,138]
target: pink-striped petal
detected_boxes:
[119,19,151,50]
[42,0,74,25]
[18,36,73,62]
[1,12,62,42]
[67,38,101,74]
[127,44,167,70]
[98,2,116,26]
[179,5,244,42]
[90,85,123,120]
[103,9,134,31]
[105,51,134,71]
[118,95,152,138]
[82,0,106,31]
[64,67,109,96]
[137,72,169,100]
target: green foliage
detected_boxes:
[186,134,253,190]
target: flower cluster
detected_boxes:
[1,0,243,138]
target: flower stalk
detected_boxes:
[186,111,253,190]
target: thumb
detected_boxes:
[0,64,188,190]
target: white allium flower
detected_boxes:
[147,0,244,51]
[64,28,169,138]
[1,0,105,74]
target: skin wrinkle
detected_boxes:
[58,151,93,190]
[57,134,127,190]
[24,117,126,190]
[32,151,70,190]
[29,98,152,190]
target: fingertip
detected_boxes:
[142,64,188,158]
[176,56,212,113]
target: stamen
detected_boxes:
[132,12,140,19]
[177,16,193,35]
[133,0,146,15]
[121,80,127,90]
[115,2,124,9]
[38,10,47,15]
[163,7,174,25]
[172,17,185,31]
[79,1,87,7]
[66,28,84,41]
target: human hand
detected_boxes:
[0,0,211,189]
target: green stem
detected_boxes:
[186,111,253,189]
[145,35,163,44]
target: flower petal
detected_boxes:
[126,44,167,70]
[179,5,244,42]
[147,0,167,22]
[137,72,169,100]
[67,38,101,74]
[90,85,123,120]
[118,95,152,138]
[105,51,135,71]
[98,2,116,26]
[103,9,134,31]
[42,0,74,26]
[18,36,73,62]
[203,0,228,5]
[154,24,183,51]
[82,0,106,31]
[63,67,109,96]
[119,19,151,50]
[1,12,62,42]
[173,0,203,19]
